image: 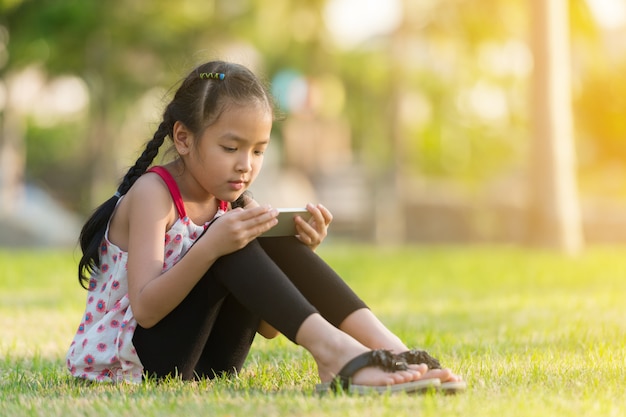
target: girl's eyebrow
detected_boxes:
[220,133,270,145]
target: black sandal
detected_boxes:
[315,349,441,395]
[395,349,442,369]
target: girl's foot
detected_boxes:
[296,314,422,387]
[338,309,464,383]
[420,367,462,383]
[315,350,441,394]
[323,352,421,386]
[395,349,464,383]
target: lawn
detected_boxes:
[1,245,625,416]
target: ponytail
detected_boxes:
[77,121,170,288]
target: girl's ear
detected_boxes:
[172,121,193,155]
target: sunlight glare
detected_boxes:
[586,0,626,29]
[324,0,402,49]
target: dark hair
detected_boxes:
[77,61,273,288]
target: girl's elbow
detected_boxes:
[132,308,160,329]
[134,316,156,329]
[129,293,162,329]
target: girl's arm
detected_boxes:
[124,175,278,328]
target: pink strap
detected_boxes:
[146,166,186,218]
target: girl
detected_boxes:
[66,60,464,394]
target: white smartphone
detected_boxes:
[261,208,312,237]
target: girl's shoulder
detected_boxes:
[127,172,179,222]
[108,172,179,249]
[132,170,173,198]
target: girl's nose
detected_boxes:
[236,154,252,172]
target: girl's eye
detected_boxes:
[254,150,265,156]
[222,146,237,152]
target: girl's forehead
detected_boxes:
[201,100,273,141]
[199,99,271,133]
[220,98,272,116]
[215,101,273,126]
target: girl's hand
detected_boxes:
[294,203,333,251]
[204,205,278,257]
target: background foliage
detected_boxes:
[2,0,625,213]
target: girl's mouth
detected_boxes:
[228,181,245,191]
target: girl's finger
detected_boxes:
[230,205,276,221]
[317,204,333,226]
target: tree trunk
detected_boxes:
[0,100,25,215]
[374,0,408,244]
[527,0,584,253]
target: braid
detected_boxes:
[117,121,170,196]
[77,120,171,288]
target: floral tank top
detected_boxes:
[66,166,226,383]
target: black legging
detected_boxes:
[132,236,367,380]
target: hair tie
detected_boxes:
[200,72,225,80]
[114,191,121,198]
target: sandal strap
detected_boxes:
[330,349,408,391]
[396,349,442,369]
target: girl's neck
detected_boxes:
[165,161,219,223]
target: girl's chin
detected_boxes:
[218,190,250,206]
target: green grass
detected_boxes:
[1,245,625,416]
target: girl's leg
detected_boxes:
[257,237,367,326]
[207,239,318,342]
[258,237,403,349]
[193,295,260,379]
[132,275,229,380]
[206,240,422,385]
[136,239,422,386]
[257,237,461,382]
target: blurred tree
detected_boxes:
[0,0,28,215]
[0,0,620,246]
[570,0,626,199]
[329,0,592,248]
[1,0,339,214]
[527,0,583,253]
[1,0,225,211]
[575,65,626,189]
[330,0,532,242]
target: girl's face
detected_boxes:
[180,100,273,203]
